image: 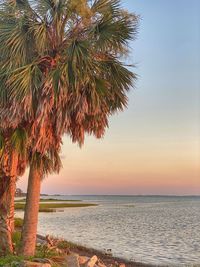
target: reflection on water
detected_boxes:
[16,196,200,266]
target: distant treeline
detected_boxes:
[15,188,49,197]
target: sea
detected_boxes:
[16,195,200,267]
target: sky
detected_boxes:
[18,0,200,195]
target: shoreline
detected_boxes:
[11,219,194,267]
[13,217,160,267]
[36,234,159,267]
[12,217,158,267]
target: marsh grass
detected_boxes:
[14,202,97,212]
[15,198,81,202]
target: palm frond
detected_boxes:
[93,13,138,52]
[91,0,120,16]
[30,149,62,177]
[11,127,28,156]
[0,14,34,66]
[29,21,49,54]
[0,131,5,155]
[6,64,42,102]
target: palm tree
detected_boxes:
[0,124,61,256]
[0,127,27,255]
[20,149,62,256]
[0,148,18,255]
[0,0,138,256]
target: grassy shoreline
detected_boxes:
[15,202,98,212]
[15,198,82,202]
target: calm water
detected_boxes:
[16,195,200,266]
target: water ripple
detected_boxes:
[16,196,200,266]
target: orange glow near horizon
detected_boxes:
[18,130,200,195]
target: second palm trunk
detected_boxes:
[20,164,42,256]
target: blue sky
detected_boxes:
[124,0,199,139]
[18,0,200,195]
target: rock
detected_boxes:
[31,259,51,264]
[97,261,106,267]
[36,235,48,246]
[21,261,51,267]
[36,238,47,245]
[65,253,80,267]
[36,234,47,242]
[104,249,112,256]
[86,256,98,267]
[55,247,63,254]
[78,256,90,265]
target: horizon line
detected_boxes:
[39,194,200,197]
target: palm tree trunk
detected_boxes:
[10,151,18,234]
[0,151,18,256]
[0,176,14,256]
[20,164,42,256]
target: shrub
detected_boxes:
[12,231,22,250]
[14,218,23,228]
[0,255,23,267]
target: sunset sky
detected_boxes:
[18,0,200,195]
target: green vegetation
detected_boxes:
[57,240,77,250]
[1,233,61,267]
[0,255,24,267]
[15,198,81,203]
[14,218,23,228]
[35,245,59,259]
[15,202,97,212]
[12,231,22,249]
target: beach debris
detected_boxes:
[78,256,90,265]
[66,253,80,267]
[86,255,98,267]
[46,235,54,247]
[96,259,107,267]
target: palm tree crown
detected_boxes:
[0,0,138,149]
